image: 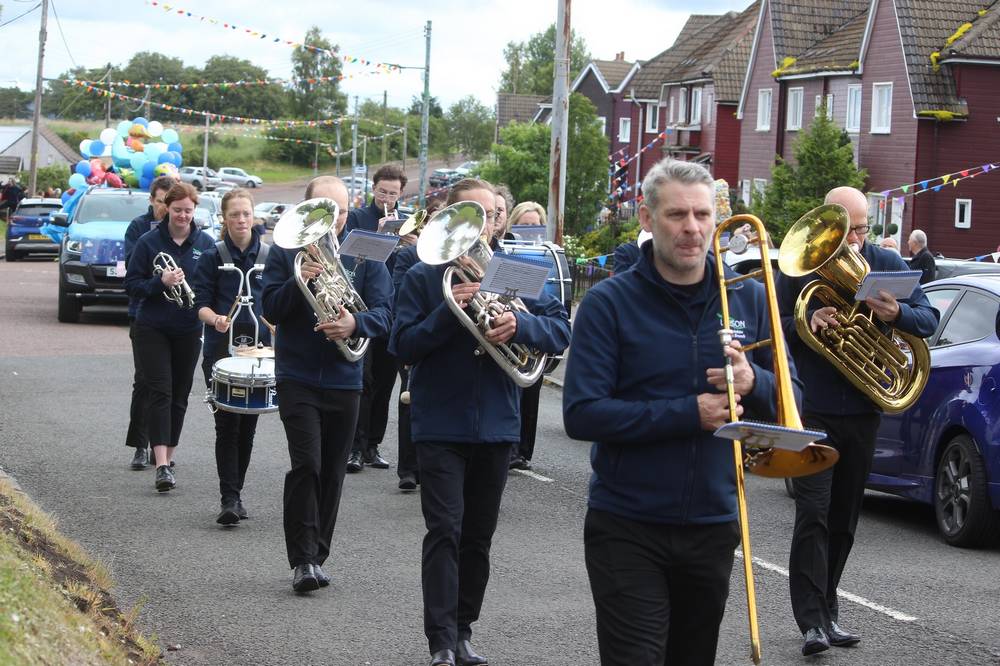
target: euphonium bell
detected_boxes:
[777,204,930,413]
[272,197,370,362]
[415,201,547,388]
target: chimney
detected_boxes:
[616,51,625,61]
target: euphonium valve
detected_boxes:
[152,251,195,308]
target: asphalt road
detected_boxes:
[1,258,999,665]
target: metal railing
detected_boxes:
[570,263,614,301]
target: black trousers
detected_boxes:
[133,324,202,447]
[514,377,543,461]
[125,319,149,449]
[584,509,740,666]
[278,380,360,568]
[417,441,510,653]
[396,364,418,480]
[202,354,259,505]
[789,410,880,633]
[352,338,398,454]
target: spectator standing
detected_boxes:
[908,229,936,284]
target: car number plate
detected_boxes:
[28,234,49,240]
[106,262,126,278]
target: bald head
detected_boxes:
[825,186,869,249]
[305,176,349,234]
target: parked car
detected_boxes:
[905,255,1000,280]
[49,188,149,322]
[254,201,291,229]
[5,197,62,261]
[341,175,373,198]
[429,168,456,188]
[194,202,222,239]
[178,166,222,191]
[217,167,263,188]
[453,160,479,176]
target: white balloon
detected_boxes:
[99,128,118,145]
[147,121,164,138]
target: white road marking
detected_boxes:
[736,550,919,622]
[512,469,553,482]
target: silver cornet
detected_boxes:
[152,252,195,308]
[272,198,370,362]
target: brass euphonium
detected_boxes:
[397,208,429,237]
[152,252,195,308]
[416,201,547,388]
[272,198,369,362]
[777,204,930,413]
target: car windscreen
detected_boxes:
[74,194,149,223]
[15,204,60,217]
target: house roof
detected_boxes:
[942,0,1000,59]
[496,93,548,128]
[630,14,725,99]
[0,126,30,154]
[716,24,757,101]
[780,6,869,75]
[591,59,636,89]
[39,123,79,163]
[768,0,869,64]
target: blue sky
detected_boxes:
[2,0,751,114]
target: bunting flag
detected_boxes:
[145,1,404,71]
[971,251,1000,263]
[58,67,399,92]
[876,161,997,199]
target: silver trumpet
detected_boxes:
[152,251,195,308]
[416,201,546,388]
[272,197,369,362]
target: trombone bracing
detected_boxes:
[713,214,840,665]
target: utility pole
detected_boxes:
[28,0,49,197]
[547,0,571,245]
[362,137,368,197]
[350,96,359,206]
[104,63,113,128]
[381,90,388,165]
[418,20,432,207]
[202,114,210,171]
[335,121,342,176]
[402,123,408,170]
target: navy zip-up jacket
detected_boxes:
[346,199,408,277]
[612,240,641,274]
[390,261,571,444]
[124,219,215,335]
[261,241,393,390]
[391,244,419,308]
[776,240,939,415]
[563,244,800,525]
[124,207,160,318]
[191,229,271,360]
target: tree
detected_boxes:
[290,27,347,120]
[0,87,34,118]
[446,96,494,158]
[44,64,122,120]
[120,52,192,119]
[754,107,867,243]
[408,95,443,118]
[187,56,286,120]
[498,25,591,95]
[480,93,608,235]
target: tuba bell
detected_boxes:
[416,201,547,388]
[153,252,195,308]
[272,198,370,362]
[777,204,930,413]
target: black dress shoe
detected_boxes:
[216,501,240,525]
[292,564,319,593]
[365,448,390,469]
[155,465,175,492]
[398,474,417,491]
[802,627,830,656]
[236,500,249,520]
[508,456,532,471]
[827,621,860,647]
[130,447,149,470]
[429,649,455,666]
[346,451,363,473]
[314,564,331,587]
[456,639,488,666]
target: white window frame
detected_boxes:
[678,88,688,124]
[704,91,714,125]
[846,85,862,132]
[787,87,804,131]
[814,94,834,119]
[752,178,767,203]
[871,82,893,134]
[741,180,751,205]
[756,89,772,131]
[645,102,659,133]
[890,197,904,245]
[597,116,607,136]
[867,193,887,234]
[618,117,631,142]
[669,96,675,124]
[955,198,972,229]
[691,88,702,125]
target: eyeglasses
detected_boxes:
[849,225,871,235]
[484,211,498,221]
[374,188,400,198]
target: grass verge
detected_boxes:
[0,477,161,665]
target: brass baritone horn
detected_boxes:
[397,208,429,237]
[272,198,370,362]
[777,204,930,413]
[415,201,547,388]
[152,251,195,308]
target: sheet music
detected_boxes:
[337,230,399,263]
[854,270,922,301]
[714,421,827,452]
[380,217,407,234]
[480,254,551,300]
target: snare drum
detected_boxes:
[209,356,278,414]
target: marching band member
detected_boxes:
[563,159,796,665]
[192,188,271,525]
[391,178,571,666]
[262,176,392,593]
[777,186,938,656]
[124,182,214,493]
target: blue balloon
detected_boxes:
[142,162,156,178]
[89,140,106,158]
[170,151,183,166]
[61,191,71,204]
[161,128,179,144]
[158,152,174,165]
[130,153,147,171]
[139,176,152,190]
[117,120,132,137]
[75,161,92,177]
[132,116,149,127]
[168,141,183,154]
[144,145,162,162]
[68,173,87,189]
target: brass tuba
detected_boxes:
[416,201,547,388]
[273,198,369,362]
[153,252,195,308]
[777,204,930,413]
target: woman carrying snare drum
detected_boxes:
[192,188,272,525]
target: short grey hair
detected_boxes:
[909,229,927,248]
[640,158,716,214]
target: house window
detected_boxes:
[618,117,631,142]
[691,88,702,125]
[679,89,688,124]
[756,89,772,131]
[815,94,834,119]
[752,178,767,203]
[704,91,714,125]
[871,82,893,134]
[846,85,862,132]
[787,88,804,130]
[669,97,675,124]
[867,193,887,234]
[955,198,972,229]
[598,116,607,136]
[646,102,659,133]
[741,180,751,205]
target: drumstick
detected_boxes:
[260,316,276,339]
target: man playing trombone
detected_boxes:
[563,159,799,665]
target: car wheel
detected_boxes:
[246,180,256,188]
[57,278,81,323]
[5,240,19,262]
[934,434,999,547]
[192,180,204,191]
